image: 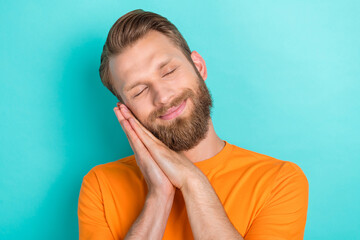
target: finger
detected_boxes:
[114,106,150,157]
[114,107,133,145]
[119,104,163,144]
[114,104,167,181]
[129,115,187,186]
[118,103,133,120]
[113,106,128,133]
[128,117,163,156]
[114,104,140,139]
[119,104,145,130]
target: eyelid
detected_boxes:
[162,68,177,77]
[133,87,147,98]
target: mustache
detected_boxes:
[148,88,194,121]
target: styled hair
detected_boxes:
[99,9,194,102]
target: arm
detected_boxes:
[245,162,309,240]
[181,170,244,240]
[78,166,175,240]
[124,191,175,240]
[80,103,196,239]
[114,106,176,240]
[118,104,244,240]
[78,171,114,240]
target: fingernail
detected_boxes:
[121,105,129,112]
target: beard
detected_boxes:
[141,77,213,152]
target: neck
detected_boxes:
[180,118,225,163]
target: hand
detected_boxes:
[113,104,175,198]
[116,103,203,191]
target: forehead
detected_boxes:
[109,30,185,92]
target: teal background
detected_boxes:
[1,0,359,239]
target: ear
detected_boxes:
[190,51,207,81]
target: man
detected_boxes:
[78,9,309,240]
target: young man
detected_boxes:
[78,9,309,240]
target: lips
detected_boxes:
[159,99,187,120]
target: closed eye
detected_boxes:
[134,87,147,98]
[163,68,176,77]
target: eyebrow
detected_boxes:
[123,58,173,93]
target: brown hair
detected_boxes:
[99,9,194,103]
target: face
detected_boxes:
[109,30,213,151]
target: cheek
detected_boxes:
[127,103,152,123]
[180,71,200,87]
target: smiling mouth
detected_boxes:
[159,99,187,120]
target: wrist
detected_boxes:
[180,168,209,195]
[145,189,175,218]
[147,187,175,203]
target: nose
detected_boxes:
[152,83,175,107]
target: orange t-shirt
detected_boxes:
[78,141,308,239]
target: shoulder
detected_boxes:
[226,143,308,195]
[231,143,307,177]
[231,146,309,239]
[81,155,141,185]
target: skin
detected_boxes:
[110,30,244,240]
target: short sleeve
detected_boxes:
[78,170,114,240]
[245,162,309,240]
